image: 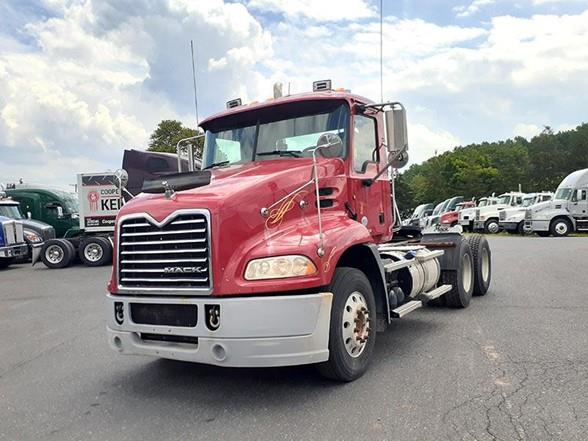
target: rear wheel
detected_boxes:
[467,234,491,296]
[443,239,474,308]
[550,218,572,237]
[79,237,112,266]
[317,267,376,382]
[41,239,74,269]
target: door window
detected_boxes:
[353,115,378,173]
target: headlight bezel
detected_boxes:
[244,255,318,281]
[23,229,43,243]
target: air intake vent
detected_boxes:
[313,80,332,92]
[117,210,212,295]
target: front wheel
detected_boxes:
[317,267,376,382]
[484,219,500,234]
[41,239,74,269]
[550,218,572,237]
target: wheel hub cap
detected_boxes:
[46,245,63,264]
[555,223,567,234]
[342,291,370,358]
[84,244,103,262]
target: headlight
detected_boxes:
[244,255,317,280]
[24,229,43,243]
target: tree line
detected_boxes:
[395,123,588,213]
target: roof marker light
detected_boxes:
[313,80,332,92]
[226,98,242,109]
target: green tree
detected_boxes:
[147,120,204,157]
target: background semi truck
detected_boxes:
[524,168,588,237]
[473,192,525,234]
[498,192,553,234]
[106,83,493,381]
[0,196,52,261]
[0,215,28,269]
[7,174,122,268]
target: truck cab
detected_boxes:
[524,169,588,237]
[0,197,53,261]
[403,203,434,227]
[0,215,28,268]
[459,197,498,232]
[499,192,553,234]
[5,186,79,238]
[473,192,525,234]
[106,84,492,381]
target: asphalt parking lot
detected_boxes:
[1,236,587,441]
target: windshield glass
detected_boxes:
[522,197,536,207]
[498,195,511,205]
[0,204,24,219]
[203,102,349,168]
[555,188,573,200]
[478,200,488,207]
[432,202,444,215]
[59,193,79,214]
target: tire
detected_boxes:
[0,258,14,269]
[442,239,474,308]
[466,234,491,296]
[484,218,500,234]
[79,236,112,266]
[550,218,572,237]
[536,231,550,237]
[41,239,74,269]
[517,221,525,235]
[316,267,377,382]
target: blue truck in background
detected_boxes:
[0,215,28,269]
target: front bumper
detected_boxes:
[106,292,332,368]
[473,220,485,230]
[0,243,27,259]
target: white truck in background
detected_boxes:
[472,192,526,234]
[498,192,553,234]
[458,197,498,232]
[524,169,588,237]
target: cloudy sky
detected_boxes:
[1,0,587,187]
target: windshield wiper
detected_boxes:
[256,150,302,158]
[203,160,230,170]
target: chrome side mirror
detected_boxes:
[385,106,409,168]
[115,168,129,189]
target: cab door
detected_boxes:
[346,112,390,242]
[570,189,588,217]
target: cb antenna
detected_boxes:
[379,0,383,102]
[190,40,200,128]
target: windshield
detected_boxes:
[432,202,444,215]
[0,204,24,219]
[522,197,536,207]
[59,193,79,214]
[555,188,573,200]
[498,195,511,205]
[446,197,463,212]
[478,200,488,207]
[203,102,349,168]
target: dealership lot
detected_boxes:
[1,236,587,441]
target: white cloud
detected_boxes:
[409,124,461,164]
[454,0,496,18]
[247,0,375,21]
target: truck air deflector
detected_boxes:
[141,171,211,194]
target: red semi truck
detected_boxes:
[106,82,492,381]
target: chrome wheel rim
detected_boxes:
[462,254,473,293]
[481,247,490,282]
[84,243,103,262]
[45,245,64,264]
[342,291,370,358]
[487,222,499,234]
[555,222,568,235]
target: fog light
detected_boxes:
[114,302,124,325]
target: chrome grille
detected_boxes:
[117,210,211,295]
[525,209,532,220]
[475,209,480,221]
[499,211,506,221]
[2,220,17,245]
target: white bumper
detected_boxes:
[106,292,332,368]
